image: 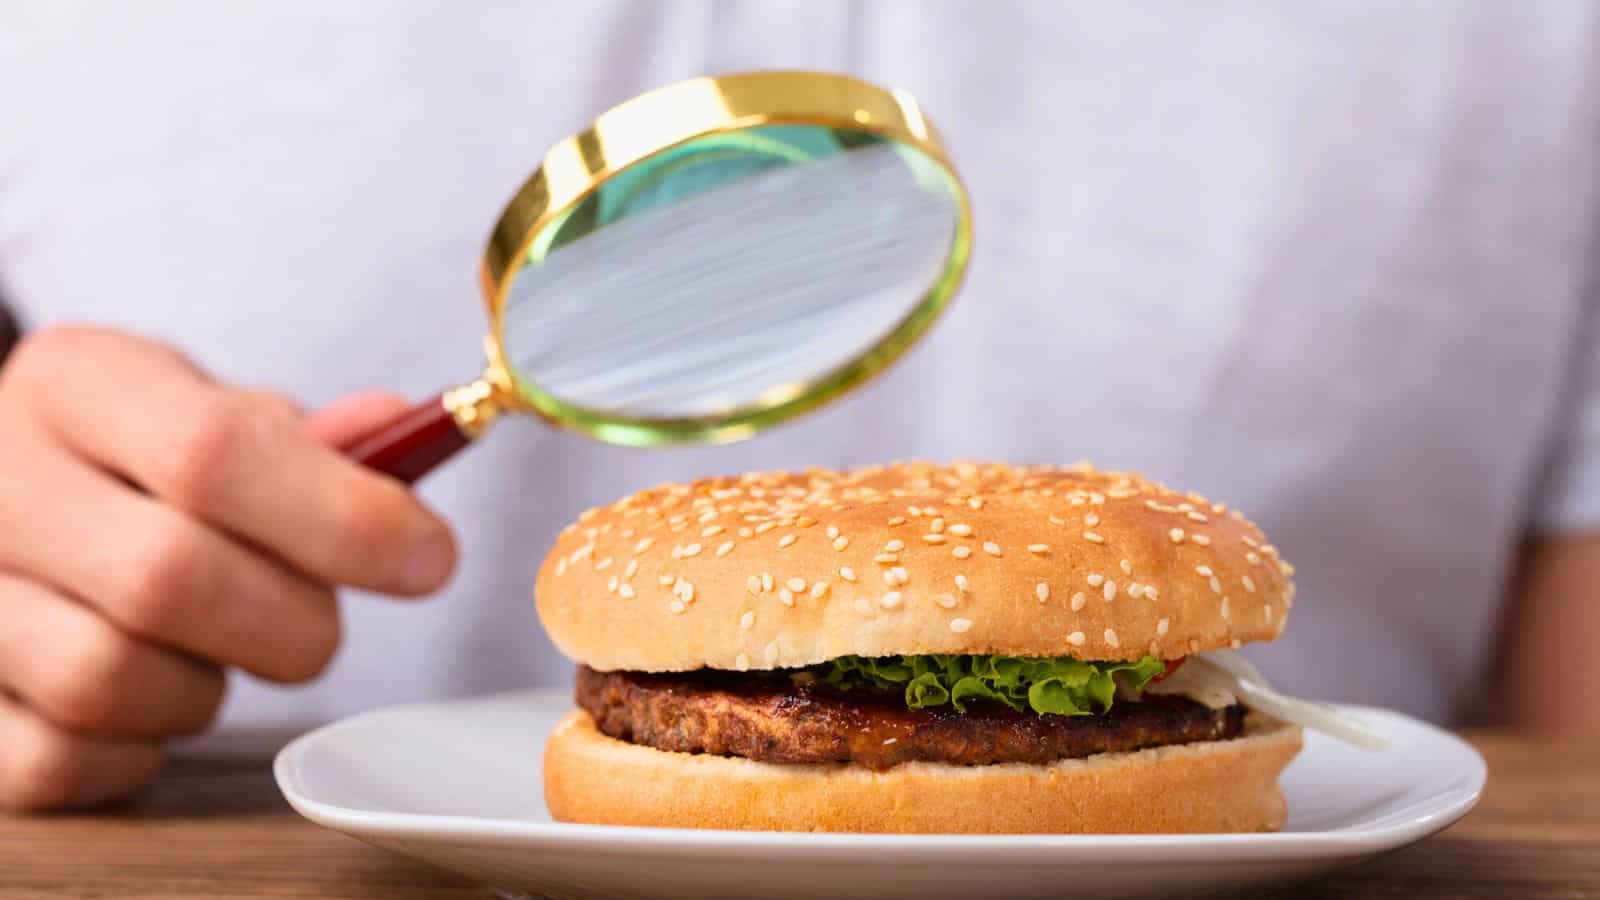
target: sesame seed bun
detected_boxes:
[536,461,1294,672]
[543,709,1302,833]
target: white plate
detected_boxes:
[274,689,1484,900]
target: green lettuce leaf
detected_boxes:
[810,654,1166,716]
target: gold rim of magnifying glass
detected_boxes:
[462,69,972,447]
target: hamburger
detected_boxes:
[537,461,1360,834]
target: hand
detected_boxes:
[0,326,457,810]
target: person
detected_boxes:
[0,1,1596,811]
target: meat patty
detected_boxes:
[576,666,1246,770]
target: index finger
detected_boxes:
[13,327,456,595]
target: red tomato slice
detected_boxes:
[1150,657,1186,684]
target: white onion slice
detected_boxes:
[1160,651,1388,751]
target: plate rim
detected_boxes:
[273,689,1485,862]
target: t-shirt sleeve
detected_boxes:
[1531,300,1600,533]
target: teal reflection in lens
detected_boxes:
[500,123,964,434]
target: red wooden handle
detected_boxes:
[341,394,471,484]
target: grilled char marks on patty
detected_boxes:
[575,666,1246,771]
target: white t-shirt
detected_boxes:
[3,2,1598,742]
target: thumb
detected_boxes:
[302,391,415,448]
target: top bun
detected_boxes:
[535,461,1294,672]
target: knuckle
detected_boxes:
[2,726,82,811]
[39,629,136,731]
[160,394,257,508]
[117,523,208,637]
[4,326,82,382]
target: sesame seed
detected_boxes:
[947,523,973,536]
[930,517,945,533]
[735,652,750,670]
[596,557,614,572]
[1103,580,1117,601]
[1036,582,1050,602]
[1089,492,1104,505]
[697,510,717,524]
[740,611,756,630]
[952,545,973,559]
[796,516,815,528]
[826,525,840,540]
[1104,628,1120,647]
[778,588,795,606]
[777,534,797,549]
[1145,585,1160,600]
[1242,575,1256,593]
[607,575,619,593]
[1084,513,1100,527]
[701,525,724,538]
[1242,535,1260,548]
[619,583,635,599]
[1196,565,1214,577]
[1246,551,1262,565]
[738,527,753,538]
[1070,591,1087,611]
[1067,631,1086,646]
[624,560,639,579]
[1169,528,1185,543]
[681,543,702,558]
[755,522,776,535]
[782,577,805,593]
[950,617,974,633]
[889,566,908,585]
[1048,515,1065,526]
[885,539,905,553]
[670,600,686,614]
[1221,597,1231,619]
[1210,576,1222,594]
[678,580,696,602]
[840,566,857,583]
[1083,531,1105,544]
[983,541,1003,557]
[880,592,903,609]
[923,533,947,544]
[555,557,568,576]
[1191,534,1212,547]
[968,497,984,510]
[1119,559,1133,575]
[811,581,830,598]
[934,593,959,609]
[955,574,970,593]
[716,541,735,558]
[1128,583,1145,599]
[1188,511,1209,523]
[1087,573,1105,587]
[888,516,907,527]
[1156,618,1170,637]
[1027,543,1049,554]
[746,575,761,593]
[762,572,774,592]
[874,553,899,564]
[908,506,922,517]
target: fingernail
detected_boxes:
[402,534,455,593]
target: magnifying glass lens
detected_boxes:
[499,124,965,434]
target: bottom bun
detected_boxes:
[543,709,1303,834]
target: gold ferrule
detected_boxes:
[442,375,509,440]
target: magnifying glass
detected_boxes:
[344,70,972,483]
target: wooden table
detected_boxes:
[0,732,1593,899]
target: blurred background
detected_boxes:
[2,1,1598,750]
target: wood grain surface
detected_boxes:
[0,731,1592,899]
